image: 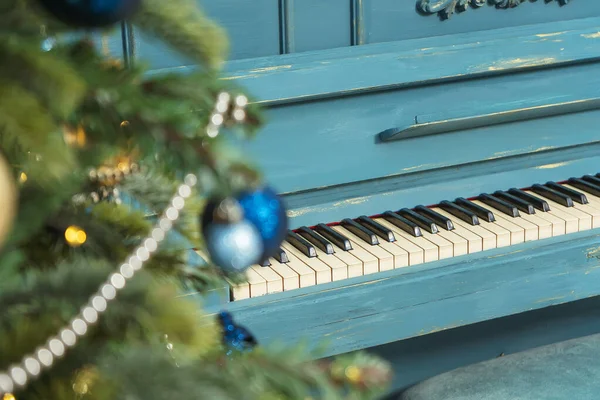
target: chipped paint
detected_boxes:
[535,162,570,170]
[582,32,600,39]
[482,57,557,72]
[333,196,369,207]
[249,65,292,73]
[536,32,566,38]
[535,295,566,304]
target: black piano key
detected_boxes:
[478,194,520,218]
[545,182,588,204]
[397,208,439,234]
[568,178,600,197]
[260,259,271,267]
[493,191,535,215]
[413,206,454,231]
[507,188,551,212]
[297,226,335,254]
[531,184,573,207]
[584,175,600,186]
[531,184,574,207]
[454,197,496,222]
[439,201,480,226]
[382,211,423,237]
[286,231,317,258]
[273,248,289,264]
[340,218,379,245]
[315,223,352,251]
[356,216,396,242]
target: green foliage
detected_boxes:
[0,0,392,399]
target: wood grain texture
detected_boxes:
[210,229,600,357]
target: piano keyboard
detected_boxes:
[229,175,600,301]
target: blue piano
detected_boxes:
[109,1,600,396]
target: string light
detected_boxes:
[18,173,27,184]
[0,92,247,396]
[64,226,87,247]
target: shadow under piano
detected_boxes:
[113,0,600,395]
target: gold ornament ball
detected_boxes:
[3,393,15,400]
[0,153,16,249]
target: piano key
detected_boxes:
[315,223,353,251]
[265,257,300,291]
[454,198,495,223]
[433,208,495,251]
[374,218,425,265]
[297,226,335,255]
[246,268,268,298]
[231,281,250,301]
[273,248,289,264]
[331,226,381,274]
[434,227,468,256]
[439,201,480,226]
[260,259,271,267]
[471,200,525,244]
[493,191,536,215]
[558,184,600,228]
[478,194,520,218]
[414,206,454,231]
[582,175,600,187]
[523,190,586,232]
[531,184,573,207]
[251,265,283,295]
[568,178,600,197]
[286,231,317,258]
[420,229,453,259]
[382,211,423,237]
[545,182,588,205]
[306,244,348,282]
[375,217,438,262]
[281,242,332,284]
[341,218,380,245]
[324,241,364,279]
[507,188,551,212]
[398,208,439,234]
[336,226,408,271]
[356,216,396,242]
[274,249,316,288]
[476,200,547,241]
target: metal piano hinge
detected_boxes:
[417,0,570,21]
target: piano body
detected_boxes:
[109,0,600,392]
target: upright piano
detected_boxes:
[110,0,600,392]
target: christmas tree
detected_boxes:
[0,0,391,399]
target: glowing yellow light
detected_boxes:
[3,393,15,400]
[63,125,87,147]
[120,121,129,128]
[65,226,87,247]
[18,172,27,183]
[344,365,362,384]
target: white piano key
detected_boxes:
[277,250,316,288]
[246,268,268,298]
[334,226,393,273]
[251,265,283,295]
[312,246,349,281]
[435,228,468,256]
[421,230,453,259]
[374,218,425,265]
[472,200,525,245]
[281,242,332,284]
[231,281,250,301]
[374,236,410,270]
[267,257,301,291]
[524,190,590,232]
[374,217,438,262]
[327,243,364,278]
[432,208,488,252]
[330,226,379,275]
[477,202,540,241]
[560,184,600,228]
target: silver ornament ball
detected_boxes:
[204,220,263,273]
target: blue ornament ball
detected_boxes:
[37,0,141,28]
[201,198,264,272]
[236,186,288,261]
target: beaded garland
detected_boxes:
[0,92,248,396]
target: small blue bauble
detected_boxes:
[236,186,288,261]
[37,0,141,28]
[217,311,258,354]
[204,220,263,273]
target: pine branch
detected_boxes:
[133,0,229,70]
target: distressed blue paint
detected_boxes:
[287,0,351,53]
[210,229,600,357]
